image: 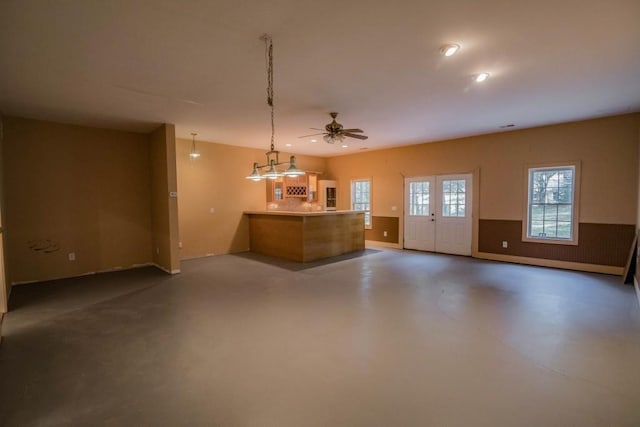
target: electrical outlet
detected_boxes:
[210,207,215,214]
[502,241,508,248]
[178,241,183,248]
[68,252,75,261]
[383,231,388,237]
[156,247,160,255]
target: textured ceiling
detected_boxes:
[1,0,639,156]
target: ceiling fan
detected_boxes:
[300,112,368,144]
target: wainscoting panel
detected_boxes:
[365,216,399,244]
[478,220,635,267]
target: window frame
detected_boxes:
[351,178,372,229]
[522,162,580,246]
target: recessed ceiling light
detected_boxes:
[341,144,348,148]
[475,72,490,83]
[440,44,460,57]
[310,139,317,143]
[285,143,292,147]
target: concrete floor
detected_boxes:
[1,249,639,426]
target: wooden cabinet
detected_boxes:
[266,178,284,202]
[266,173,318,202]
[284,174,308,198]
[307,173,318,202]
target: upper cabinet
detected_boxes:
[307,173,318,202]
[266,172,318,202]
[266,178,284,202]
[284,174,308,198]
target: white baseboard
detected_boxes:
[151,263,180,275]
[365,240,401,249]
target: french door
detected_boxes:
[404,174,472,256]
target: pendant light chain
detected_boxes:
[264,35,275,152]
[246,34,304,181]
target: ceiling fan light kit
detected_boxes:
[301,111,369,144]
[246,34,304,181]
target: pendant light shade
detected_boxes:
[283,156,305,176]
[245,162,264,181]
[189,133,201,158]
[262,159,284,180]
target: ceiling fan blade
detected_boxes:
[310,128,325,131]
[341,128,364,133]
[343,133,368,140]
[298,132,326,138]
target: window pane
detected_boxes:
[442,179,466,217]
[558,184,572,203]
[544,204,558,220]
[557,205,572,221]
[543,221,557,237]
[352,179,371,226]
[409,181,430,217]
[557,222,571,239]
[531,221,544,236]
[531,205,544,220]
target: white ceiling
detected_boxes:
[1,0,639,157]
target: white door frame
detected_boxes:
[403,173,474,256]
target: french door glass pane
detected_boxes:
[409,181,430,216]
[442,179,466,218]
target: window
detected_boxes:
[351,179,371,227]
[409,181,430,216]
[525,164,578,244]
[442,179,466,217]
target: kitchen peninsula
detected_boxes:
[245,211,365,262]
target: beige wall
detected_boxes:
[176,139,327,259]
[3,117,154,284]
[149,124,180,273]
[327,114,639,255]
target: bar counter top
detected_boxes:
[244,210,359,217]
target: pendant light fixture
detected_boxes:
[246,34,304,181]
[189,132,201,158]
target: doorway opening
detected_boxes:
[403,174,472,256]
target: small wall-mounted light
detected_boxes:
[440,44,460,57]
[475,72,490,83]
[189,132,201,158]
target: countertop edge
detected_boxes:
[244,210,363,217]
